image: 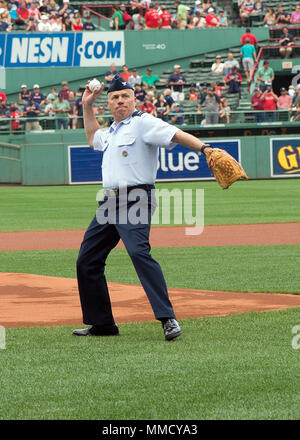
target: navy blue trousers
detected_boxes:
[76,191,176,325]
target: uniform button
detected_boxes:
[122,150,128,157]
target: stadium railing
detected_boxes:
[2,110,299,135]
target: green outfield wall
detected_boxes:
[1,130,299,185]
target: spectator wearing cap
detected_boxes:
[279,27,295,59]
[198,87,222,125]
[58,81,75,101]
[18,85,30,104]
[224,66,242,94]
[120,64,133,83]
[38,14,51,31]
[53,93,71,130]
[23,97,42,131]
[160,5,173,29]
[256,60,274,92]
[134,84,146,102]
[217,10,228,27]
[211,56,224,75]
[175,1,189,30]
[30,85,46,106]
[277,87,292,111]
[241,28,258,47]
[142,68,165,90]
[83,15,96,30]
[223,53,240,77]
[58,0,74,18]
[240,38,256,80]
[205,7,220,27]
[128,69,142,88]
[171,102,185,125]
[251,87,264,122]
[104,63,119,83]
[168,64,186,102]
[192,0,203,14]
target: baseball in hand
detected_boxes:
[88,79,101,92]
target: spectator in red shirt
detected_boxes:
[16,1,30,25]
[0,88,7,104]
[140,98,155,114]
[72,12,83,31]
[160,5,173,29]
[145,5,160,29]
[58,81,75,101]
[205,7,220,27]
[261,85,278,122]
[120,64,133,82]
[10,103,21,132]
[225,66,242,94]
[241,28,258,47]
[251,86,264,122]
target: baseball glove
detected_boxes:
[205,148,249,190]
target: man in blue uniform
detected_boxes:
[73,75,212,341]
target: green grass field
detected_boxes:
[0,179,300,231]
[1,180,300,420]
[1,309,300,420]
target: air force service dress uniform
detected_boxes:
[74,76,183,340]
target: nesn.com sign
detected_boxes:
[3,32,124,68]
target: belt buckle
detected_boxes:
[106,189,118,197]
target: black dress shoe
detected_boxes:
[162,319,182,341]
[72,324,119,336]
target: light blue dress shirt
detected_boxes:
[93,111,179,189]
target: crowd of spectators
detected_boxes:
[110,1,230,31]
[0,0,96,32]
[238,2,300,27]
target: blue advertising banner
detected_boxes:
[1,32,124,68]
[68,140,240,185]
[270,137,300,177]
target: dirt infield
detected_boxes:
[1,223,300,328]
[2,272,300,328]
[0,222,300,251]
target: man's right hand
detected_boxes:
[82,81,105,106]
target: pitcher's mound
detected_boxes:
[1,272,300,328]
